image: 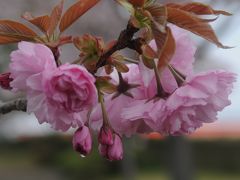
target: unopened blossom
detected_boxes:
[0,72,12,90]
[99,134,123,161]
[73,126,92,156]
[98,127,114,145]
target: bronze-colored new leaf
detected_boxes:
[113,60,129,73]
[147,4,167,33]
[147,4,168,55]
[0,36,20,44]
[59,0,100,33]
[128,0,145,7]
[167,7,229,48]
[151,23,167,55]
[167,2,231,16]
[48,0,64,37]
[0,20,37,44]
[22,12,50,33]
[141,44,157,59]
[157,27,175,71]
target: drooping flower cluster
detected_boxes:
[0,24,235,161]
[0,0,237,161]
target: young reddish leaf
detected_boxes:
[146,5,168,58]
[142,56,155,69]
[22,12,50,33]
[167,7,229,48]
[113,60,129,73]
[105,64,114,75]
[146,4,167,33]
[141,44,157,59]
[48,0,64,37]
[157,27,176,71]
[167,2,232,16]
[0,36,20,44]
[58,35,72,46]
[128,0,145,7]
[59,0,100,33]
[151,24,167,55]
[0,20,38,44]
[0,20,37,36]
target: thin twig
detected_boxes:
[96,22,140,68]
[0,99,27,115]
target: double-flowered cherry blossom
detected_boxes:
[9,42,98,131]
[123,70,236,135]
[88,25,236,137]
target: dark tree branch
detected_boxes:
[0,99,27,115]
[96,22,141,68]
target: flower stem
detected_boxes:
[98,89,110,127]
[168,64,185,85]
[153,63,164,96]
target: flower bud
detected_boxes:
[99,134,123,161]
[0,72,12,90]
[98,127,114,145]
[72,126,92,156]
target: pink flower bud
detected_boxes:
[98,144,108,158]
[0,72,12,90]
[98,127,113,145]
[72,126,92,156]
[99,134,123,161]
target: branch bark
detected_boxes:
[0,99,27,115]
[96,22,142,68]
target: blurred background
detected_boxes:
[0,0,240,180]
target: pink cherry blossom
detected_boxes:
[122,71,236,136]
[73,126,92,156]
[27,63,97,131]
[158,71,236,135]
[43,63,98,112]
[142,25,197,94]
[10,42,97,131]
[10,41,56,92]
[90,64,153,137]
[121,99,166,132]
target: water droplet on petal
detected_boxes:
[80,154,86,158]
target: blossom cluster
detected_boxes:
[0,25,235,161]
